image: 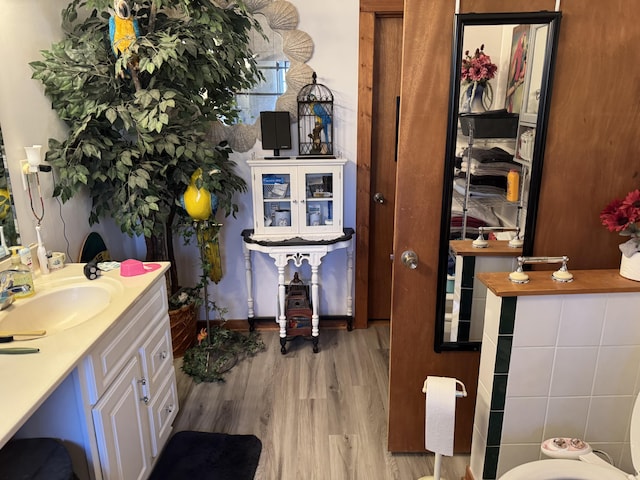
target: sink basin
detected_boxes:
[0,281,116,337]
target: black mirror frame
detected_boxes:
[434,11,562,353]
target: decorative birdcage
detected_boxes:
[297,72,334,156]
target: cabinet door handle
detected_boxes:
[159,351,168,360]
[140,396,149,404]
[138,377,147,386]
[166,404,175,414]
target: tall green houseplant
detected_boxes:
[30,0,262,290]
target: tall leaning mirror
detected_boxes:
[435,11,562,352]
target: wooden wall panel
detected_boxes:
[534,0,640,268]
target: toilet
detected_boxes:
[499,388,640,479]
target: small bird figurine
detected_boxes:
[109,0,140,57]
[197,328,208,346]
[309,94,332,144]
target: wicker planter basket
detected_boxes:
[169,303,197,358]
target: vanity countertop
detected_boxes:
[477,269,640,297]
[0,262,169,448]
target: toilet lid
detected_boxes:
[630,390,640,471]
[499,459,628,480]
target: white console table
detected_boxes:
[241,228,354,353]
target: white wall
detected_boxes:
[0,0,359,320]
[0,0,142,262]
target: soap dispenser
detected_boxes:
[8,246,35,298]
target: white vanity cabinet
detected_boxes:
[247,158,346,241]
[79,279,178,480]
[4,265,177,480]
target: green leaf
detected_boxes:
[105,108,118,125]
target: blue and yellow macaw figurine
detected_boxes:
[181,169,223,283]
[109,0,140,58]
[309,94,332,144]
[182,168,218,221]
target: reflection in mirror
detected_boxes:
[0,129,20,254]
[234,14,289,125]
[435,12,561,352]
[212,0,314,152]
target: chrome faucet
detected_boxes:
[472,226,523,248]
[508,255,573,284]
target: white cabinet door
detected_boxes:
[296,164,342,237]
[92,356,152,480]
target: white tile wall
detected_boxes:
[501,397,547,443]
[471,427,488,477]
[483,292,502,344]
[557,295,606,346]
[474,384,492,446]
[472,291,640,479]
[586,396,634,442]
[593,346,640,395]
[508,347,554,397]
[543,396,590,439]
[512,296,561,347]
[602,293,640,345]
[549,347,599,396]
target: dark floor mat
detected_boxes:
[149,431,262,480]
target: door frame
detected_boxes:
[355,0,404,329]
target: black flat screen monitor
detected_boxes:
[260,111,292,158]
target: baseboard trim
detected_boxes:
[196,315,352,332]
[465,465,475,480]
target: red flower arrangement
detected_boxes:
[600,189,640,257]
[461,44,498,84]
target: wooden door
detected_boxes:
[387,0,557,453]
[368,17,402,320]
[355,1,404,328]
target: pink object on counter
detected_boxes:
[119,259,162,277]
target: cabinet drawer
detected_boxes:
[142,317,174,391]
[147,369,178,458]
[82,284,167,404]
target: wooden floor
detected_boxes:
[172,325,470,480]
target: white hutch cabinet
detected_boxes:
[247,158,346,241]
[243,157,353,353]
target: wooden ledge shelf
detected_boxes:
[477,269,640,297]
[449,239,522,257]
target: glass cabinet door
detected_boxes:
[261,172,293,230]
[303,171,334,228]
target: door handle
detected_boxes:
[401,250,418,269]
[373,192,385,204]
